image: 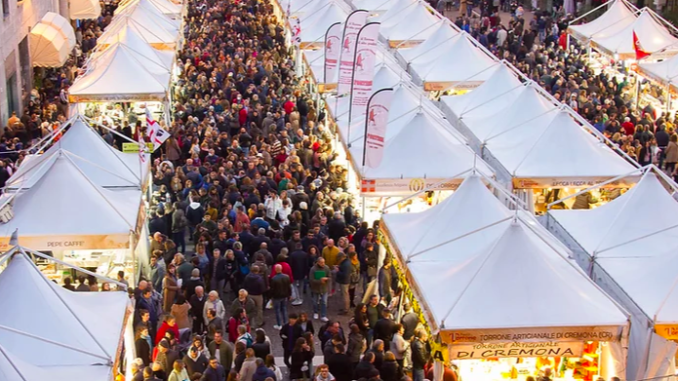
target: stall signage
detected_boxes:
[655,325,678,340]
[513,177,636,189]
[443,326,621,344]
[449,341,584,359]
[0,234,131,251]
[122,142,153,153]
[360,178,460,195]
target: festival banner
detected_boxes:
[292,16,301,46]
[349,22,380,123]
[324,22,342,84]
[362,88,393,168]
[633,30,650,61]
[145,108,170,151]
[336,10,368,96]
[360,178,462,196]
[442,326,623,344]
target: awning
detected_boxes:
[29,23,72,67]
[40,12,77,47]
[69,0,101,19]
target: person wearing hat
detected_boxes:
[154,339,180,374]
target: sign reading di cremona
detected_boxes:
[450,341,584,360]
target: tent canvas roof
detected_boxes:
[549,172,678,322]
[351,0,400,12]
[113,0,179,33]
[0,253,128,367]
[0,154,140,240]
[96,24,174,73]
[397,21,459,63]
[299,3,349,43]
[441,63,523,119]
[639,55,678,88]
[487,108,636,178]
[347,111,493,179]
[100,14,178,46]
[116,0,181,18]
[6,118,143,189]
[380,3,439,42]
[372,0,417,24]
[410,33,497,84]
[68,43,170,102]
[568,0,637,41]
[591,8,678,57]
[382,175,628,331]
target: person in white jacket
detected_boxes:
[390,324,410,370]
[264,192,282,220]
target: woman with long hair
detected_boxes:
[163,264,179,313]
[290,337,313,381]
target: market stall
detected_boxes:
[0,151,145,285]
[351,0,401,15]
[545,169,678,381]
[298,2,350,49]
[116,0,183,20]
[441,71,639,212]
[395,20,459,68]
[377,1,440,48]
[5,116,147,191]
[568,0,638,43]
[405,32,498,91]
[380,174,630,381]
[0,245,132,380]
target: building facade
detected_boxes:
[0,0,68,127]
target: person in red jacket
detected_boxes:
[155,315,180,346]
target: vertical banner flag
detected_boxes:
[349,22,380,123]
[324,22,342,84]
[363,88,393,168]
[633,30,650,60]
[336,10,368,96]
[138,132,146,163]
[146,107,170,151]
[292,17,302,47]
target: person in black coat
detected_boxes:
[327,212,346,242]
[373,309,396,351]
[367,341,385,373]
[184,347,209,375]
[202,358,226,381]
[135,325,152,366]
[327,344,353,381]
[380,352,401,381]
[354,351,378,380]
[289,338,313,380]
[280,314,304,368]
[189,286,207,334]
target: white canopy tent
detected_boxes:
[439,62,524,126]
[69,0,102,19]
[378,2,439,47]
[447,81,637,189]
[95,24,174,73]
[298,2,350,48]
[6,116,146,190]
[396,20,459,66]
[114,0,180,32]
[381,174,629,378]
[99,14,178,50]
[568,0,638,42]
[0,248,130,380]
[0,152,142,251]
[116,0,182,19]
[546,170,678,380]
[41,12,77,48]
[638,54,678,91]
[371,0,417,24]
[407,32,498,91]
[68,42,172,103]
[351,0,402,14]
[589,8,678,59]
[344,110,494,196]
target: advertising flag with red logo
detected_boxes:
[363,87,393,168]
[324,22,342,84]
[336,10,368,96]
[633,30,650,60]
[146,107,170,151]
[292,17,302,46]
[350,22,380,123]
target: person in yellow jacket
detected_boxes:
[322,239,340,294]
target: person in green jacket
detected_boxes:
[309,257,331,322]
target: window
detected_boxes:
[1,0,9,17]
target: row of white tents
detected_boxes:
[278,0,678,380]
[68,0,182,103]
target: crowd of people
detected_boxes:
[124,0,445,380]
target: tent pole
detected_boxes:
[0,343,28,381]
[0,324,111,362]
[61,153,136,229]
[16,247,113,361]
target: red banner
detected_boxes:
[324,22,342,84]
[363,87,393,168]
[337,10,368,95]
[349,22,380,123]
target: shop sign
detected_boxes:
[512,177,637,189]
[655,325,678,340]
[449,341,584,359]
[122,142,153,153]
[423,81,482,92]
[0,234,131,251]
[360,178,460,195]
[443,326,621,344]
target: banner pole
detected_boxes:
[347,21,380,148]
